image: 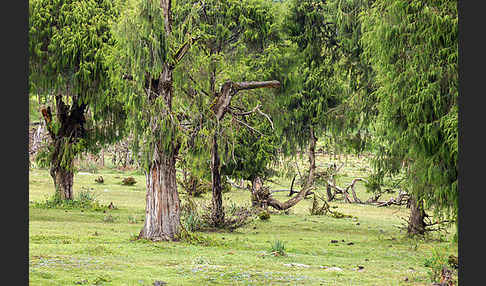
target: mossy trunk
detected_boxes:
[211,133,225,226]
[42,95,87,201]
[50,160,74,200]
[139,148,181,241]
[407,196,426,235]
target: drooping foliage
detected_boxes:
[320,0,377,156]
[276,0,341,153]
[29,0,126,150]
[107,0,196,171]
[172,0,284,182]
[361,0,458,221]
[29,0,126,198]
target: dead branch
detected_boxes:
[375,190,410,207]
[251,176,312,211]
[326,178,368,204]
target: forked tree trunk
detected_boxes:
[407,196,426,235]
[139,147,181,241]
[211,133,225,226]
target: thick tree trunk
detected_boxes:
[139,148,181,241]
[50,160,74,200]
[407,196,426,235]
[211,133,225,226]
[43,95,86,201]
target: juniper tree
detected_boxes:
[175,0,281,226]
[277,0,342,190]
[108,0,197,241]
[361,0,458,235]
[29,0,126,200]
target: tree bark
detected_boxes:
[41,94,87,201]
[138,0,186,240]
[407,196,426,235]
[50,158,74,200]
[139,146,181,241]
[326,183,335,201]
[210,133,225,226]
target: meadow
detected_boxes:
[29,152,458,285]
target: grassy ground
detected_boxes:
[29,153,458,285]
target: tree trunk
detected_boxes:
[326,183,335,201]
[139,147,181,241]
[306,127,317,190]
[211,133,225,226]
[50,159,74,200]
[251,176,268,209]
[407,196,426,235]
[43,94,86,201]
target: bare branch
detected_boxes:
[232,117,263,136]
[256,105,274,130]
[233,80,281,91]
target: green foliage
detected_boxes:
[29,0,127,182]
[269,240,286,256]
[108,0,195,171]
[423,247,452,282]
[31,189,109,211]
[361,0,458,222]
[172,0,285,182]
[275,0,342,153]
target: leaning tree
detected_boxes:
[29,0,126,200]
[361,0,458,235]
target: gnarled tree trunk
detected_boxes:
[138,54,183,240]
[50,161,74,200]
[42,94,87,201]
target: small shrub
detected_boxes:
[424,248,455,283]
[183,212,202,232]
[258,210,270,221]
[31,189,108,212]
[269,240,286,256]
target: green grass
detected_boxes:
[29,153,458,285]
